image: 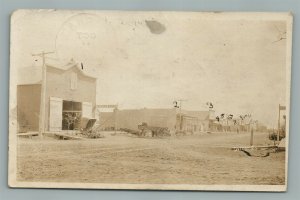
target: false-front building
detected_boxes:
[17,60,97,133]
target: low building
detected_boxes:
[98,108,213,134]
[97,111,116,131]
[17,60,97,133]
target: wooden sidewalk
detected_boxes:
[44,132,85,140]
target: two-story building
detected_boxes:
[17,59,97,133]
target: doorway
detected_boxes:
[62,100,82,130]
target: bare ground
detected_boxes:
[16,132,285,185]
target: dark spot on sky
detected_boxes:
[145,20,166,34]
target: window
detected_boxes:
[70,72,78,90]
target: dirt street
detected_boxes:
[17,132,285,185]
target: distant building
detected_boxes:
[17,60,97,133]
[95,105,118,130]
[181,110,213,132]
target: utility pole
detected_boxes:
[32,51,55,137]
[277,104,286,144]
[277,104,281,143]
[114,104,118,134]
[174,99,187,131]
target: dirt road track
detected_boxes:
[17,132,285,185]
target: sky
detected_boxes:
[11,10,291,127]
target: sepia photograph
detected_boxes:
[9,10,293,191]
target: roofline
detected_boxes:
[46,63,97,79]
[17,83,41,86]
[115,108,176,111]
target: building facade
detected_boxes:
[98,108,213,134]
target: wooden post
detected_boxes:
[250,128,254,146]
[179,100,182,131]
[226,118,228,133]
[114,105,118,134]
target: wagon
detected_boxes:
[138,122,171,137]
